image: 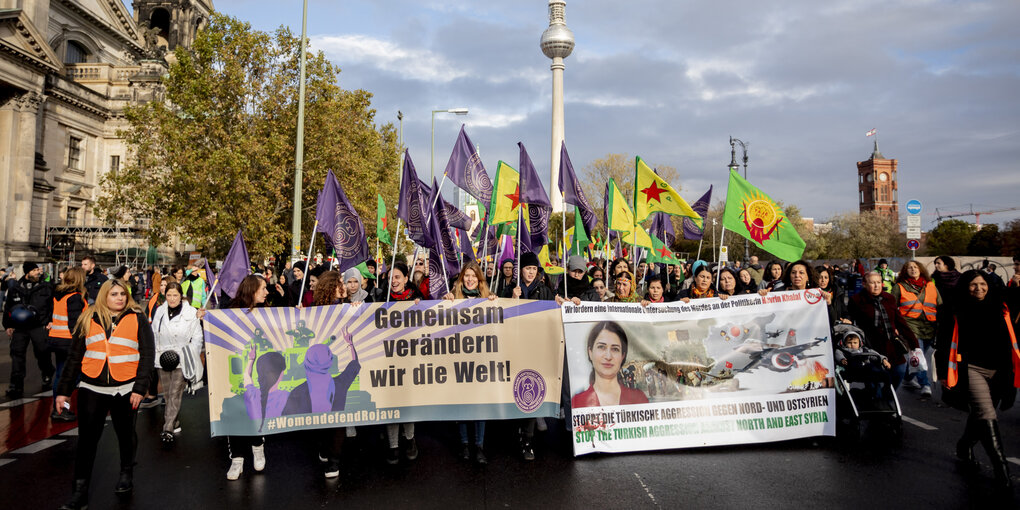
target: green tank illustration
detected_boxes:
[227,333,362,395]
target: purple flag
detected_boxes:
[457,229,475,263]
[219,230,251,299]
[649,213,676,246]
[498,234,515,266]
[473,217,498,256]
[203,259,216,292]
[429,178,461,280]
[396,151,433,248]
[316,170,369,273]
[443,125,493,204]
[518,142,551,248]
[443,199,473,231]
[557,141,597,236]
[426,248,447,299]
[682,185,713,241]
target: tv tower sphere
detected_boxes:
[541,1,575,59]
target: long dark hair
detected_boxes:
[232,275,265,311]
[955,269,1005,314]
[586,321,629,385]
[256,351,286,432]
[781,260,819,289]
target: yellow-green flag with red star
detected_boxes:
[646,233,679,264]
[723,169,805,262]
[633,156,700,223]
[487,161,520,225]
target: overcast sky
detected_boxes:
[208,0,1020,229]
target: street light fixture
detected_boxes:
[729,136,750,262]
[431,108,469,182]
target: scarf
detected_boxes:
[462,287,480,298]
[691,287,715,299]
[870,294,894,341]
[390,287,414,301]
[303,344,335,413]
[906,277,927,288]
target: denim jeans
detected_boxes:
[903,337,932,387]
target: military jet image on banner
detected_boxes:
[700,326,828,382]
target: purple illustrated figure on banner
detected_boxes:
[282,330,360,415]
[242,347,289,432]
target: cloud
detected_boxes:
[312,34,469,84]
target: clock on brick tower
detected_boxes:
[857,140,899,218]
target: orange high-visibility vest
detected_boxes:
[82,313,141,381]
[897,281,938,321]
[947,304,1020,389]
[51,293,88,339]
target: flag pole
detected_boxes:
[516,206,522,296]
[386,217,402,303]
[297,219,319,305]
[202,277,220,309]
[561,196,568,298]
[490,234,502,291]
[696,238,703,261]
[716,226,726,289]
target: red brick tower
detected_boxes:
[857,140,898,217]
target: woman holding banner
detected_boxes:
[572,321,649,408]
[675,266,715,302]
[224,275,270,481]
[444,261,497,465]
[385,261,422,464]
[608,271,639,303]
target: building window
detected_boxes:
[860,190,865,204]
[68,136,83,170]
[110,155,120,174]
[67,206,80,226]
[878,186,888,202]
[65,41,89,64]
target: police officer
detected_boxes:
[3,262,55,398]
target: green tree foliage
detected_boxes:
[967,224,1002,255]
[99,14,400,259]
[1003,219,1020,257]
[924,219,975,256]
[821,211,905,260]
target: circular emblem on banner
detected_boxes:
[334,204,364,259]
[804,288,823,305]
[513,369,546,413]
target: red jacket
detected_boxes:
[571,384,649,409]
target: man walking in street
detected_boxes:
[3,262,55,398]
[81,255,106,305]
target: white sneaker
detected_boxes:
[902,379,922,390]
[920,385,932,397]
[252,444,266,472]
[226,458,244,480]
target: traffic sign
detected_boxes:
[906,199,922,215]
[719,245,729,262]
[907,215,921,227]
[907,239,920,250]
[906,227,922,240]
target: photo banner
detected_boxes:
[204,299,563,437]
[563,290,836,456]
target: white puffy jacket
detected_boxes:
[151,302,204,382]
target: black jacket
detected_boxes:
[555,275,600,302]
[57,310,155,396]
[84,269,107,304]
[3,277,54,329]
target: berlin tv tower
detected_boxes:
[540,0,574,213]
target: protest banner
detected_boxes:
[204,298,563,436]
[562,290,836,456]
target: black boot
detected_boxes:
[979,419,1012,490]
[956,416,979,470]
[58,479,89,510]
[114,467,133,494]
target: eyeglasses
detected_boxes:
[415,261,424,266]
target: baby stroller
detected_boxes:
[833,324,903,443]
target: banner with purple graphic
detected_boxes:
[561,290,836,456]
[203,299,564,436]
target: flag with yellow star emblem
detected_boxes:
[537,245,564,275]
[487,160,520,225]
[633,156,700,223]
[723,169,805,262]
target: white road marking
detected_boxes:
[1007,457,1020,466]
[10,439,64,454]
[33,390,53,397]
[902,416,938,431]
[60,428,79,436]
[0,398,39,408]
[634,473,658,507]
[0,459,15,468]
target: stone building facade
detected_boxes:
[0,0,212,270]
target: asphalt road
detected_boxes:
[1,330,1017,509]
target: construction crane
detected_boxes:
[935,204,1020,228]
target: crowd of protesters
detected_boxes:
[1,252,1018,508]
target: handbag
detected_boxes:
[890,333,910,356]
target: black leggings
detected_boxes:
[75,388,138,481]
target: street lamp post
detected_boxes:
[431,108,469,182]
[729,136,749,262]
[290,0,309,260]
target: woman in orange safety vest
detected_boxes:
[47,267,88,421]
[55,278,154,510]
[938,269,1020,491]
[890,260,941,397]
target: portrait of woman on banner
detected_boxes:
[572,321,650,408]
